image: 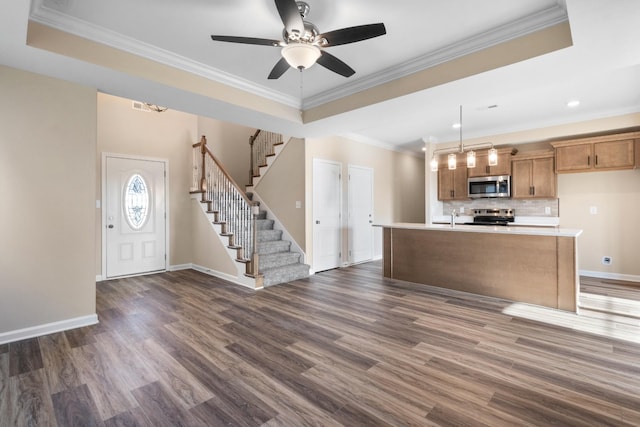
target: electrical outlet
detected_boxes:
[602,256,612,265]
[459,207,465,214]
[590,206,598,215]
[544,206,551,215]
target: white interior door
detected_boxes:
[348,165,374,264]
[105,156,167,278]
[313,159,342,272]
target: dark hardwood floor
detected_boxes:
[2,262,640,426]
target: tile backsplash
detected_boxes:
[443,198,559,217]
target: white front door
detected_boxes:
[104,156,167,278]
[313,159,342,272]
[348,165,374,264]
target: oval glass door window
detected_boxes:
[124,174,150,229]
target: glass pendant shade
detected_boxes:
[430,156,439,172]
[466,150,476,168]
[488,148,498,166]
[447,153,457,170]
[281,43,321,69]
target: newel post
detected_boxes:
[199,135,207,201]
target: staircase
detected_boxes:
[192,133,309,288]
[255,210,310,286]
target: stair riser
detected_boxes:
[257,230,282,242]
[262,264,310,287]
[259,253,301,270]
[257,241,291,254]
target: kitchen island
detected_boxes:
[378,223,582,312]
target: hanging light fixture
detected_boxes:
[448,153,457,170]
[428,105,497,172]
[488,147,498,166]
[430,156,439,172]
[466,150,476,168]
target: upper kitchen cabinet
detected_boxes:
[438,158,468,201]
[551,131,640,173]
[511,151,556,199]
[467,148,516,177]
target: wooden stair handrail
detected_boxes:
[194,135,258,207]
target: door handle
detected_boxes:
[108,224,114,229]
[315,220,320,224]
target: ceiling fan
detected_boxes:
[210,0,386,79]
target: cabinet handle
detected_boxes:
[529,186,533,195]
[595,155,598,166]
[450,190,454,198]
[587,155,590,166]
[532,186,536,196]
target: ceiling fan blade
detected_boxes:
[318,23,387,47]
[211,35,281,47]
[316,51,355,77]
[274,0,304,37]
[268,57,291,79]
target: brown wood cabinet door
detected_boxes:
[452,166,468,200]
[467,152,511,177]
[594,139,635,169]
[531,157,556,198]
[467,154,489,177]
[491,152,513,176]
[555,144,592,172]
[438,164,468,200]
[511,160,533,198]
[437,168,451,200]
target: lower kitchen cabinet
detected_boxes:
[511,152,556,199]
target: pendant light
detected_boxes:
[428,105,498,172]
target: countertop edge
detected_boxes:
[374,222,582,237]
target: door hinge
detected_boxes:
[339,252,342,258]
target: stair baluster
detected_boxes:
[193,136,260,277]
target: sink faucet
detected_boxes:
[451,209,457,227]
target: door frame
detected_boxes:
[312,158,343,273]
[101,153,170,280]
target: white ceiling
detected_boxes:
[2,0,640,153]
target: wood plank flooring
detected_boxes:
[2,262,640,426]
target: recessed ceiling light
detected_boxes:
[421,146,427,151]
[452,123,461,129]
[567,100,580,108]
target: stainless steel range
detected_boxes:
[466,208,515,226]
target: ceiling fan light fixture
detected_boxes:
[281,43,321,70]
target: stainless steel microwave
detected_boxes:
[468,175,511,199]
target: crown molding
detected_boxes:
[303,5,569,109]
[29,0,299,108]
[340,132,424,158]
[30,1,567,114]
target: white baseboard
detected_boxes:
[0,314,98,345]
[168,264,192,272]
[190,263,259,289]
[580,270,640,283]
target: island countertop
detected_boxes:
[378,223,581,312]
[375,222,582,237]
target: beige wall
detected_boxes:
[197,116,255,188]
[254,138,306,249]
[96,93,197,273]
[306,136,425,267]
[0,66,97,336]
[559,169,640,277]
[190,199,237,276]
